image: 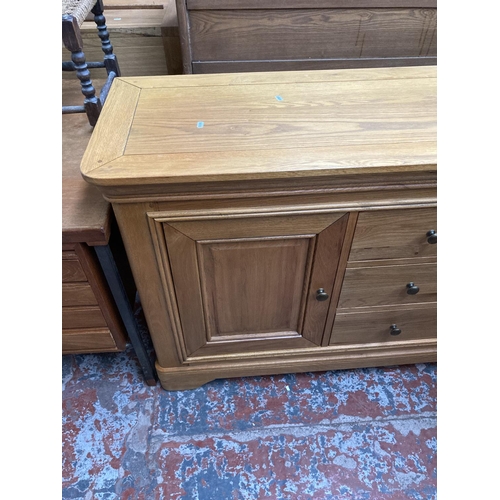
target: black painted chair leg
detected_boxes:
[92,0,121,77]
[94,245,157,386]
[62,14,101,126]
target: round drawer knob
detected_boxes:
[390,324,402,336]
[316,288,329,301]
[426,230,437,244]
[406,282,420,295]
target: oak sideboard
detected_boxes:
[81,66,437,390]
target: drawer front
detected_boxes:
[338,262,436,309]
[189,9,437,62]
[62,283,98,307]
[62,328,120,354]
[349,208,437,261]
[62,306,108,330]
[330,304,436,345]
[62,252,87,282]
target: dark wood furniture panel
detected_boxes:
[187,0,437,9]
[189,9,437,61]
[62,252,88,282]
[177,0,437,74]
[62,306,109,330]
[62,328,123,353]
[61,242,127,354]
[62,283,99,307]
[192,57,436,73]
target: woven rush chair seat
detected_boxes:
[62,0,120,126]
[62,0,96,26]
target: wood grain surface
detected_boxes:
[81,67,437,188]
[62,328,122,353]
[157,209,348,358]
[62,306,108,330]
[62,81,111,244]
[189,9,437,62]
[338,261,436,308]
[349,207,437,261]
[199,238,311,337]
[330,303,436,345]
[62,283,99,307]
[62,253,88,282]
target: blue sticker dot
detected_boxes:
[197,121,204,128]
[275,95,283,102]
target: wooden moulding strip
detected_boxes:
[80,79,141,179]
[156,342,436,389]
[183,338,436,364]
[85,142,437,188]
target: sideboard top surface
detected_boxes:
[81,66,436,188]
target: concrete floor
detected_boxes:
[62,338,437,499]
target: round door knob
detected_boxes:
[406,282,420,295]
[316,288,329,301]
[426,230,437,244]
[390,324,402,336]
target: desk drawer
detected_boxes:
[62,328,121,354]
[338,261,436,309]
[62,283,98,307]
[349,208,437,261]
[62,306,108,330]
[330,303,436,345]
[62,252,87,282]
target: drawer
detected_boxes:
[338,261,436,309]
[62,306,108,330]
[349,208,437,261]
[188,9,437,63]
[330,304,436,345]
[62,283,98,307]
[62,252,87,282]
[62,328,121,354]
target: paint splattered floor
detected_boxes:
[62,335,436,500]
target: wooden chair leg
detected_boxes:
[91,0,121,77]
[62,15,101,126]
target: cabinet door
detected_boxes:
[153,210,350,361]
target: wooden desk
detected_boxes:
[62,87,156,383]
[176,0,437,74]
[81,66,437,390]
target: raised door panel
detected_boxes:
[199,238,311,339]
[156,210,350,361]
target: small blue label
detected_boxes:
[275,95,283,102]
[197,121,204,128]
